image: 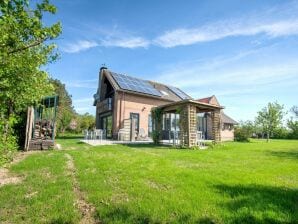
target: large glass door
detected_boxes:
[101,115,112,139]
[197,113,207,139]
[130,113,139,138]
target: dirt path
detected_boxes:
[0,151,39,187]
[65,153,100,224]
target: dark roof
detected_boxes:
[221,112,238,124]
[106,69,191,102]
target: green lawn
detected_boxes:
[0,139,297,223]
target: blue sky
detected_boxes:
[43,0,298,121]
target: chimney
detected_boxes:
[100,65,107,71]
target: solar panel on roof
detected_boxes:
[167,86,191,100]
[111,72,162,97]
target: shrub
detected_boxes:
[0,116,18,166]
[234,127,250,142]
[272,127,289,139]
[234,121,255,142]
[152,130,160,144]
[287,119,298,139]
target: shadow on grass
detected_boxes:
[124,143,171,149]
[49,218,74,224]
[268,151,298,160]
[214,184,298,223]
[96,207,152,224]
[56,135,84,140]
[96,207,217,223]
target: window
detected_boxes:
[164,113,171,131]
[148,114,152,137]
[130,113,140,134]
[161,90,169,96]
[222,124,233,131]
[162,113,180,131]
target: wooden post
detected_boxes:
[179,105,188,147]
[188,104,197,147]
[24,106,34,151]
[178,103,197,147]
[211,109,221,143]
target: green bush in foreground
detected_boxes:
[0,116,18,165]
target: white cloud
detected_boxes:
[155,43,298,98]
[63,36,149,53]
[75,107,92,112]
[73,98,96,115]
[62,40,99,53]
[73,98,94,103]
[65,79,98,89]
[154,19,298,48]
[100,36,150,49]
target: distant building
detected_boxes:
[197,96,238,141]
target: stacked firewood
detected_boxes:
[34,119,53,140]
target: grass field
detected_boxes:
[0,138,297,223]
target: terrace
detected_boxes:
[153,99,224,147]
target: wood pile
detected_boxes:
[28,140,54,150]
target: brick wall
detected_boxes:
[221,128,235,141]
[113,92,172,137]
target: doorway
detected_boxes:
[130,113,139,139]
[101,115,112,139]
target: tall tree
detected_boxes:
[50,79,75,135]
[287,105,298,139]
[0,0,61,161]
[290,106,298,117]
[255,102,284,142]
[79,113,95,131]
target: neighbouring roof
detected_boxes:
[197,96,212,104]
[197,95,220,106]
[197,96,237,124]
[221,112,238,125]
[105,69,192,102]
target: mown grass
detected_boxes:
[0,138,297,223]
[0,151,81,223]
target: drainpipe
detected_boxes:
[119,91,123,129]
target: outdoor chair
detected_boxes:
[197,131,205,148]
[118,128,126,141]
[137,128,148,140]
[83,129,91,140]
[172,131,179,145]
[94,129,103,140]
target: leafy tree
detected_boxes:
[50,79,75,135]
[271,126,289,139]
[290,106,298,117]
[0,0,61,162]
[78,113,95,131]
[287,106,298,139]
[255,102,284,142]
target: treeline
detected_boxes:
[51,79,95,136]
[235,102,298,142]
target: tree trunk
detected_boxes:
[266,131,269,142]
